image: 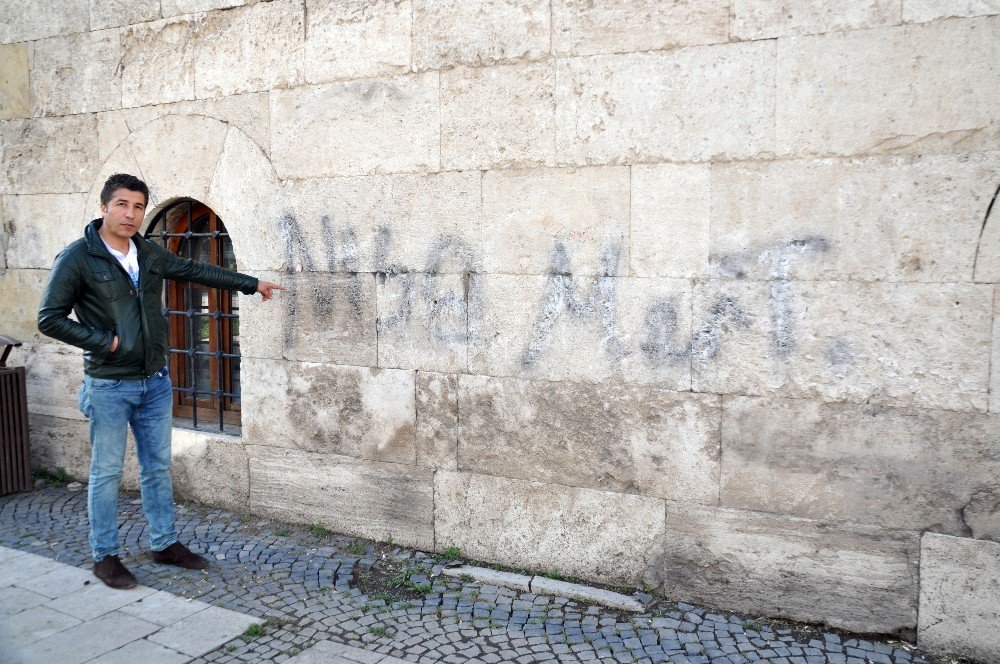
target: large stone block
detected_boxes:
[239,271,376,364]
[552,0,727,56]
[918,533,1000,663]
[89,0,160,30]
[992,286,1000,413]
[22,343,84,421]
[32,29,123,116]
[3,194,87,269]
[171,430,249,513]
[271,72,440,178]
[441,62,554,171]
[776,17,1000,157]
[28,414,91,482]
[241,358,415,463]
[122,17,198,108]
[304,0,411,83]
[281,170,481,273]
[904,0,1000,23]
[0,43,29,120]
[435,471,665,584]
[0,0,89,45]
[976,197,1000,283]
[248,444,434,548]
[690,280,993,412]
[1,115,99,195]
[481,166,629,276]
[732,0,900,40]
[721,396,1000,534]
[0,268,48,343]
[468,274,693,389]
[655,502,919,635]
[964,488,1000,542]
[712,153,1000,283]
[193,0,304,98]
[161,0,244,17]
[555,41,775,165]
[456,375,720,503]
[630,163,710,278]
[415,371,457,470]
[412,0,549,70]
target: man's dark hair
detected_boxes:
[100,173,150,207]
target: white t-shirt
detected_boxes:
[101,236,140,288]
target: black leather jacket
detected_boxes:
[38,219,259,379]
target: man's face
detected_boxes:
[100,188,147,240]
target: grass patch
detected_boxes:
[276,528,290,537]
[442,545,461,560]
[370,625,391,637]
[311,523,328,538]
[32,467,72,488]
[241,624,265,640]
[346,540,365,555]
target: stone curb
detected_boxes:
[441,565,645,612]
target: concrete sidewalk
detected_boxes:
[0,487,944,664]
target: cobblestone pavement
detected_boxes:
[0,486,953,664]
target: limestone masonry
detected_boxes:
[0,1,997,661]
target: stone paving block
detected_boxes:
[15,563,94,599]
[918,533,1000,663]
[442,566,532,592]
[0,604,81,647]
[529,578,643,612]
[555,41,775,165]
[12,609,158,664]
[148,604,258,657]
[119,589,213,626]
[0,551,65,586]
[0,584,49,617]
[0,42,29,120]
[44,579,157,620]
[776,16,1000,157]
[552,0,727,56]
[86,637,190,664]
[0,545,28,564]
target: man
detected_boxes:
[38,173,284,589]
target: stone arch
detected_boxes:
[973,183,1000,283]
[83,114,286,272]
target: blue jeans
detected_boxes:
[78,367,177,561]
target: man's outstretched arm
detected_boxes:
[157,245,284,299]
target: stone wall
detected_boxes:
[1,0,998,657]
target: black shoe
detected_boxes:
[151,541,210,570]
[93,555,138,589]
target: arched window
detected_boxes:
[145,200,241,433]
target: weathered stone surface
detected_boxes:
[170,430,249,513]
[712,153,1000,283]
[415,371,458,470]
[964,488,1000,542]
[378,273,469,373]
[468,274,693,389]
[304,0,411,83]
[721,396,1000,534]
[3,194,86,269]
[1,115,99,195]
[529,577,644,612]
[441,62,554,171]
[904,0,1000,22]
[22,343,84,421]
[482,166,628,276]
[555,41,775,165]
[976,195,1000,283]
[127,114,229,206]
[239,271,376,364]
[655,502,919,634]
[732,0,900,40]
[552,0,727,56]
[162,0,244,16]
[122,17,197,108]
[81,139,144,224]
[241,358,415,463]
[248,444,434,549]
[206,124,287,271]
[28,414,91,482]
[0,268,48,343]
[89,0,160,30]
[690,280,993,412]
[193,0,304,98]
[0,43,29,120]
[918,533,1000,663]
[0,0,89,45]
[992,286,1000,413]
[412,0,549,70]
[776,17,1000,157]
[271,72,440,178]
[442,565,531,592]
[457,375,719,502]
[630,163,710,278]
[281,170,481,273]
[435,471,665,584]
